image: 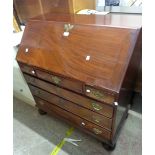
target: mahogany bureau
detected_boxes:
[16,13,142,150]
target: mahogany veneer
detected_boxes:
[16,13,141,150]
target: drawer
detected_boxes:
[85,86,115,104]
[30,85,112,130]
[36,69,83,94]
[19,63,36,76]
[35,96,111,140]
[24,74,114,118]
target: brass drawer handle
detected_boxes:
[92,116,101,123]
[51,76,61,84]
[92,90,104,99]
[93,128,102,135]
[92,102,102,111]
[86,87,105,99]
[86,87,115,104]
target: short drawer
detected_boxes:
[36,69,83,94]
[30,85,112,130]
[85,86,115,104]
[19,63,36,76]
[35,96,111,140]
[24,74,114,118]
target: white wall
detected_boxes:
[13,31,35,106]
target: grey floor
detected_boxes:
[13,97,142,155]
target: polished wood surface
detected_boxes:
[24,73,114,117]
[30,85,112,130]
[85,86,115,103]
[121,29,142,91]
[134,31,142,93]
[35,96,111,140]
[30,13,142,28]
[16,13,142,148]
[19,63,37,76]
[36,69,83,94]
[16,13,141,93]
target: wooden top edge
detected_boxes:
[28,12,142,29]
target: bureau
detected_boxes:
[16,13,142,150]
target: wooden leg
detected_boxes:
[102,142,116,151]
[38,109,47,115]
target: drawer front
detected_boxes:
[24,74,113,118]
[19,63,36,76]
[36,69,83,94]
[35,96,111,140]
[85,86,115,104]
[30,85,112,130]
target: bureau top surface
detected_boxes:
[17,13,141,93]
[30,13,142,29]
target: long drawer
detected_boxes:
[34,96,111,140]
[19,63,37,76]
[19,63,84,94]
[36,69,83,94]
[30,85,112,130]
[24,74,114,118]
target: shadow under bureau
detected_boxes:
[16,13,142,150]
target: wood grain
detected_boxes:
[36,69,83,94]
[24,73,114,117]
[30,84,112,130]
[16,13,142,147]
[16,14,141,93]
[35,96,111,140]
